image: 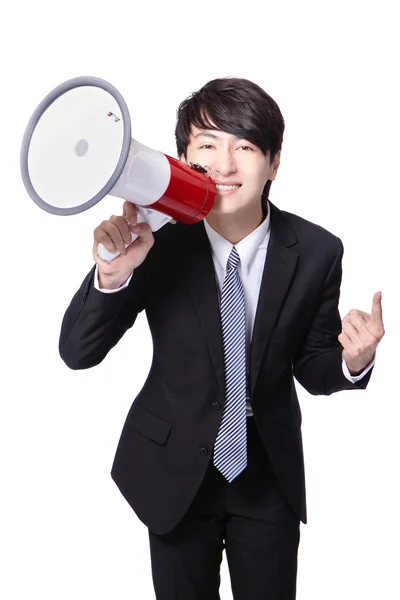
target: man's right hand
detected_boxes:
[93,201,154,289]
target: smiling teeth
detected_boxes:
[215,184,240,190]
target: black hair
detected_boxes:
[175,77,285,201]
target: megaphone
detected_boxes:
[20,76,216,262]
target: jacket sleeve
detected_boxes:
[59,264,146,370]
[292,239,373,395]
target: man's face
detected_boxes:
[181,125,280,218]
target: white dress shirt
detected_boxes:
[95,202,374,416]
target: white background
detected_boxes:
[1,1,399,598]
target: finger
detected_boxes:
[122,201,138,224]
[342,321,360,343]
[338,331,352,350]
[354,310,370,322]
[371,291,383,325]
[343,312,370,335]
[344,309,370,324]
[105,221,127,255]
[94,223,116,254]
[94,221,126,255]
[110,215,132,246]
[126,222,154,249]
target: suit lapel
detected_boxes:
[249,203,299,396]
[179,223,226,397]
[179,203,299,400]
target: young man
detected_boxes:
[59,78,384,599]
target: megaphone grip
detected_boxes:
[97,229,139,263]
[97,212,147,263]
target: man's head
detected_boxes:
[175,77,285,218]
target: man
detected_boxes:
[59,77,385,599]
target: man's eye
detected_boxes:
[238,145,253,151]
[200,144,213,150]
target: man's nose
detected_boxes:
[213,150,238,176]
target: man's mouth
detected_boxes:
[215,184,242,191]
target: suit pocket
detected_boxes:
[127,404,172,445]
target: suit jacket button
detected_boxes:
[212,402,221,410]
[198,447,208,456]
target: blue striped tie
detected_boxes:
[213,246,247,482]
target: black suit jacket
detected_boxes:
[59,202,372,535]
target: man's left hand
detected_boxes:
[338,291,385,376]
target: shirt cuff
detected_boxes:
[93,265,134,293]
[342,357,375,383]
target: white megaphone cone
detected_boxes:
[20,76,216,262]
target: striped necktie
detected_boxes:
[213,246,247,482]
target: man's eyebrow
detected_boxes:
[192,131,243,141]
[192,132,221,140]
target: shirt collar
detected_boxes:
[203,201,271,273]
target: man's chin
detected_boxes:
[208,196,264,224]
[210,196,242,212]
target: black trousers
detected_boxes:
[148,417,300,599]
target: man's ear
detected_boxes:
[269,150,281,181]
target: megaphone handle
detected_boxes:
[97,211,147,263]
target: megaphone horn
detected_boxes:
[20,76,216,262]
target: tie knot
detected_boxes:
[227,247,240,271]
